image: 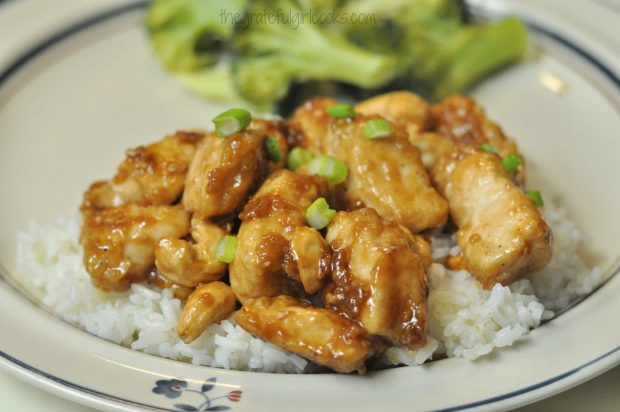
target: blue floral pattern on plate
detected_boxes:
[152,377,242,411]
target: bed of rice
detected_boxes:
[16,200,603,373]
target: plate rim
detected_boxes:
[1,0,620,411]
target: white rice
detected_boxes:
[16,200,603,371]
[17,217,307,373]
[528,202,605,310]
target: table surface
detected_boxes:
[2,365,620,411]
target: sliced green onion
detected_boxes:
[307,155,348,184]
[265,135,281,162]
[212,108,251,137]
[363,119,394,139]
[501,154,523,173]
[525,190,544,207]
[286,147,315,170]
[326,103,356,118]
[215,235,237,263]
[305,197,337,230]
[480,143,498,154]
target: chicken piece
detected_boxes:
[287,97,337,151]
[407,132,454,171]
[285,226,331,294]
[155,216,227,287]
[355,91,430,134]
[81,205,190,291]
[434,151,552,288]
[323,208,429,349]
[409,229,433,271]
[83,132,203,209]
[290,98,448,232]
[356,92,522,174]
[446,253,469,272]
[356,92,454,171]
[327,117,447,232]
[177,282,237,343]
[428,96,552,286]
[183,119,287,219]
[237,295,376,374]
[147,269,194,300]
[430,95,519,155]
[156,123,286,286]
[229,170,329,303]
[430,94,524,181]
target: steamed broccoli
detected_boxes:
[231,0,399,105]
[341,0,528,100]
[414,17,528,99]
[146,0,247,71]
[145,0,529,107]
[232,56,295,106]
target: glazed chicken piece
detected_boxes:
[229,170,330,303]
[155,216,228,287]
[357,92,522,172]
[287,98,336,152]
[427,95,552,287]
[286,226,331,295]
[430,94,524,181]
[237,295,376,374]
[183,119,287,219]
[81,205,190,291]
[356,91,430,134]
[154,120,288,288]
[177,281,237,343]
[147,269,194,299]
[430,95,521,158]
[323,208,430,349]
[361,92,552,287]
[433,152,552,288]
[327,115,447,232]
[290,98,448,233]
[83,131,203,209]
[356,91,451,170]
[408,132,455,170]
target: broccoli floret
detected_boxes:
[232,56,295,105]
[403,17,528,99]
[428,18,529,98]
[342,0,463,48]
[231,0,399,104]
[173,61,274,112]
[296,0,347,13]
[146,0,528,108]
[147,0,247,71]
[346,18,408,57]
[341,0,527,100]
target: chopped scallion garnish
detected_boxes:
[326,103,356,118]
[480,143,498,154]
[286,147,315,170]
[212,108,251,137]
[363,119,394,139]
[307,155,348,184]
[305,197,337,230]
[525,190,544,207]
[501,154,522,173]
[265,135,281,162]
[215,235,238,263]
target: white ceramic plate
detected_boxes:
[1,0,620,411]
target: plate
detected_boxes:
[1,0,620,411]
